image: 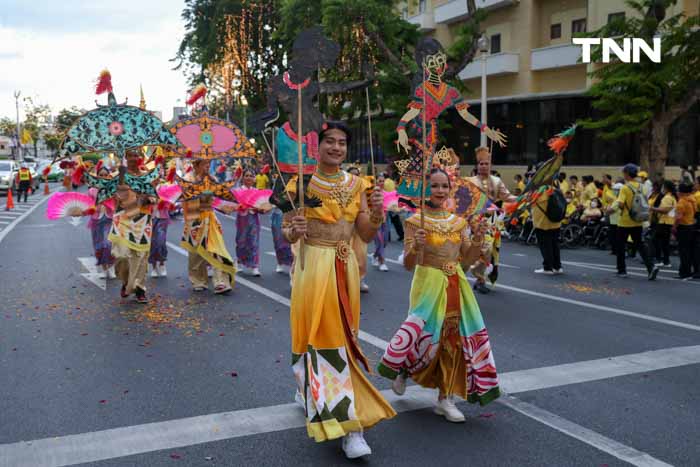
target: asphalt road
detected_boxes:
[0,193,698,467]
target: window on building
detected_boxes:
[608,12,625,23]
[550,23,562,40]
[490,34,501,54]
[418,0,426,13]
[572,18,586,34]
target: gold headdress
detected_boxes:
[475,146,491,163]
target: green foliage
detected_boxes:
[0,117,16,137]
[579,0,699,139]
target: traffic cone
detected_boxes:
[5,188,14,211]
[44,180,50,195]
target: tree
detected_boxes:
[22,99,51,158]
[579,0,699,177]
[0,117,16,138]
[174,0,283,112]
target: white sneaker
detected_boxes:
[150,266,159,278]
[391,374,406,396]
[379,263,388,272]
[371,257,379,267]
[534,268,554,275]
[342,431,372,459]
[107,266,117,279]
[434,397,465,423]
[251,267,261,277]
[158,263,167,277]
[276,264,290,274]
[360,281,369,293]
[553,268,564,275]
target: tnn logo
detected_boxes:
[572,38,661,63]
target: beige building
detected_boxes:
[396,0,699,175]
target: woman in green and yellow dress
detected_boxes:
[378,168,500,422]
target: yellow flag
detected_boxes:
[20,128,32,145]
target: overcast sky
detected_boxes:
[0,0,189,121]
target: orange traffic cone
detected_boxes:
[44,180,50,195]
[5,188,14,211]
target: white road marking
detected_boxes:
[77,257,106,291]
[513,253,527,257]
[3,345,697,467]
[498,396,673,467]
[563,260,700,286]
[0,194,53,246]
[0,215,21,220]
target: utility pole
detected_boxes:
[14,90,22,161]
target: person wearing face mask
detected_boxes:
[379,168,500,423]
[581,198,603,222]
[649,180,677,268]
[283,122,395,458]
[235,168,265,276]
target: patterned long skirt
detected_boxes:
[271,208,293,266]
[236,212,260,268]
[373,221,389,261]
[149,217,170,265]
[90,215,114,267]
[378,264,500,405]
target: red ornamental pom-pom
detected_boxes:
[233,167,242,179]
[185,149,193,159]
[95,70,113,95]
[154,155,164,166]
[166,167,176,183]
[95,160,103,173]
[261,164,270,174]
[71,165,86,186]
[216,164,226,174]
[186,84,207,106]
[185,166,193,173]
[84,207,96,216]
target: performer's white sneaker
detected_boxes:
[379,263,389,272]
[371,257,379,267]
[391,374,406,396]
[107,266,116,279]
[251,267,261,277]
[150,267,159,278]
[275,264,289,274]
[360,280,369,293]
[158,264,167,277]
[342,431,372,459]
[434,397,466,423]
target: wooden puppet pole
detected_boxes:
[296,87,305,270]
[418,64,428,263]
[365,87,376,181]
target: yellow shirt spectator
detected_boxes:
[517,180,526,193]
[657,194,677,225]
[559,179,570,195]
[255,173,269,189]
[676,195,696,226]
[612,181,643,228]
[532,189,562,230]
[601,185,616,208]
[694,190,700,210]
[581,182,597,207]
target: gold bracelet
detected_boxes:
[369,213,384,226]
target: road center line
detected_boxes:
[498,396,672,467]
[2,345,696,467]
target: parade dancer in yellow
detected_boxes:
[379,168,500,422]
[180,159,237,294]
[284,122,395,459]
[467,147,516,294]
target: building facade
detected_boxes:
[400,0,699,170]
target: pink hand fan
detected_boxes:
[211,198,238,211]
[46,192,94,220]
[157,184,182,205]
[232,188,273,210]
[383,191,399,212]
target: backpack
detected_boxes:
[627,184,649,222]
[545,189,567,222]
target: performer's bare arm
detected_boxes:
[402,224,424,271]
[355,188,384,243]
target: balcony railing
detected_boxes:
[531,44,583,71]
[434,0,518,24]
[458,52,520,80]
[407,12,436,31]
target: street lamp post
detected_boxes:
[241,95,248,135]
[14,90,21,161]
[478,34,489,147]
